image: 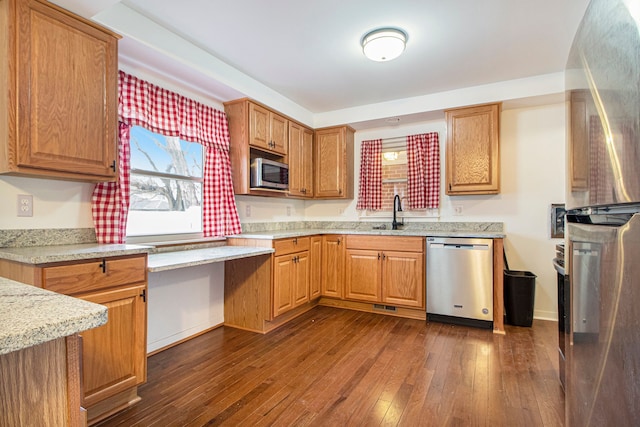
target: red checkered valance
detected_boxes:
[91,71,241,243]
[356,139,383,210]
[407,132,440,209]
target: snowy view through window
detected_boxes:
[127,126,204,236]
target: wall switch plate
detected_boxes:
[17,194,33,217]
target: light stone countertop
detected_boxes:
[230,228,505,240]
[0,277,107,355]
[0,243,152,265]
[148,246,275,272]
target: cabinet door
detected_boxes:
[309,236,322,299]
[301,128,314,197]
[382,251,425,308]
[288,123,313,197]
[273,254,295,317]
[79,284,147,408]
[314,127,354,199]
[445,103,500,195]
[249,103,271,151]
[321,235,345,298]
[345,249,381,302]
[15,0,118,179]
[269,112,288,155]
[293,252,310,307]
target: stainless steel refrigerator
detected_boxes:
[565,0,640,425]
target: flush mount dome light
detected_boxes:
[361,28,407,62]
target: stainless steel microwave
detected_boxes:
[250,158,289,190]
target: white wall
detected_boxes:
[0,176,94,229]
[147,263,225,353]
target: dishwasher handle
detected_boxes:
[431,243,490,250]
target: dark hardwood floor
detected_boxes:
[97,306,564,427]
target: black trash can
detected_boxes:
[504,270,537,327]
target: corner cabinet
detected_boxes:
[314,126,355,199]
[445,103,501,195]
[0,254,148,426]
[0,0,120,181]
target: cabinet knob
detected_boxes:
[378,253,381,260]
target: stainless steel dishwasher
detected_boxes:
[426,237,494,328]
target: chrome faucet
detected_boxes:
[392,195,404,230]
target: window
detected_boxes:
[126,126,204,237]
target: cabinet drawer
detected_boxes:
[43,255,147,295]
[346,235,424,252]
[273,237,311,256]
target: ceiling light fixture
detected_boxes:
[361,28,407,62]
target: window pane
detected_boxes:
[127,175,202,236]
[130,126,203,178]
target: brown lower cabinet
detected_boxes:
[273,241,310,317]
[320,234,345,298]
[344,235,425,309]
[0,254,148,426]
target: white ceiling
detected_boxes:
[51,0,590,127]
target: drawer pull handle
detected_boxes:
[98,259,106,273]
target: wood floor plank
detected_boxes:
[97,307,564,427]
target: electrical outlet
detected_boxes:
[245,205,251,217]
[453,205,463,216]
[17,194,33,217]
[286,206,291,216]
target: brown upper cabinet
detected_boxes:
[445,103,501,195]
[0,0,120,182]
[225,99,288,196]
[314,125,355,199]
[249,102,288,155]
[288,122,314,198]
[225,98,353,200]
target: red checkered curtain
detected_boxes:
[92,71,241,243]
[406,132,440,209]
[356,139,383,210]
[92,122,131,243]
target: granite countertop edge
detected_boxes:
[0,278,108,355]
[229,229,506,239]
[0,244,152,265]
[148,246,275,272]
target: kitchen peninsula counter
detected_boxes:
[0,277,107,355]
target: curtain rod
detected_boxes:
[367,131,440,147]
